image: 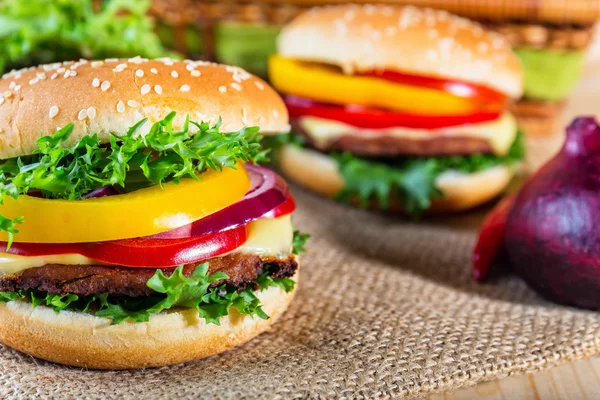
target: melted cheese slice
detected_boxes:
[299,112,517,156]
[0,215,293,276]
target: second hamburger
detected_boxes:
[268,4,524,215]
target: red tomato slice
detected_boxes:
[262,195,296,219]
[3,242,78,257]
[360,70,507,111]
[1,225,248,267]
[285,95,502,130]
[80,225,247,267]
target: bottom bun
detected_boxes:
[0,276,297,370]
[279,144,513,212]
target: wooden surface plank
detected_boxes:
[432,358,600,399]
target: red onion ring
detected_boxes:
[82,186,119,199]
[146,164,290,239]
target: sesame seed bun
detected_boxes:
[278,144,513,212]
[0,275,296,370]
[277,5,523,98]
[0,57,289,159]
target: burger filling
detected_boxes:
[267,56,525,215]
[0,111,307,324]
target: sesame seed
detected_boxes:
[57,68,66,73]
[154,85,163,94]
[49,106,59,119]
[171,71,179,78]
[190,70,201,77]
[3,91,12,98]
[127,100,139,107]
[255,81,264,90]
[218,86,227,93]
[51,73,58,80]
[63,71,70,78]
[37,72,47,80]
[92,78,100,87]
[69,71,77,77]
[135,69,144,77]
[116,63,127,69]
[180,85,190,92]
[128,56,146,64]
[91,61,104,68]
[186,65,195,71]
[117,100,125,113]
[150,68,158,74]
[87,106,97,120]
[9,82,15,89]
[13,85,20,92]
[29,78,38,85]
[78,109,87,120]
[101,81,111,92]
[231,83,242,91]
[141,84,151,95]
[105,58,118,62]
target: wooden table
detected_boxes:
[441,40,600,399]
[430,358,600,399]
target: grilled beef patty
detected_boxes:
[0,252,298,297]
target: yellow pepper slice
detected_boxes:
[0,164,250,243]
[269,56,481,115]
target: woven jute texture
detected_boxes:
[2,185,600,398]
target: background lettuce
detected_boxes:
[0,0,169,72]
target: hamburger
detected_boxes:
[0,57,305,369]
[267,5,525,215]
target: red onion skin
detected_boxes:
[505,117,600,309]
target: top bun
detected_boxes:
[277,4,523,98]
[0,57,289,159]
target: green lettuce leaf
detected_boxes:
[0,112,266,246]
[0,263,296,325]
[0,0,169,72]
[334,131,524,216]
[292,230,310,255]
[267,131,524,217]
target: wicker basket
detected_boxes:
[151,0,598,73]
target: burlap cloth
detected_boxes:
[2,176,600,398]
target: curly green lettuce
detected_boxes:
[0,112,267,246]
[334,131,524,215]
[292,230,310,255]
[0,0,169,72]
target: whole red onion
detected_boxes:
[505,116,600,308]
